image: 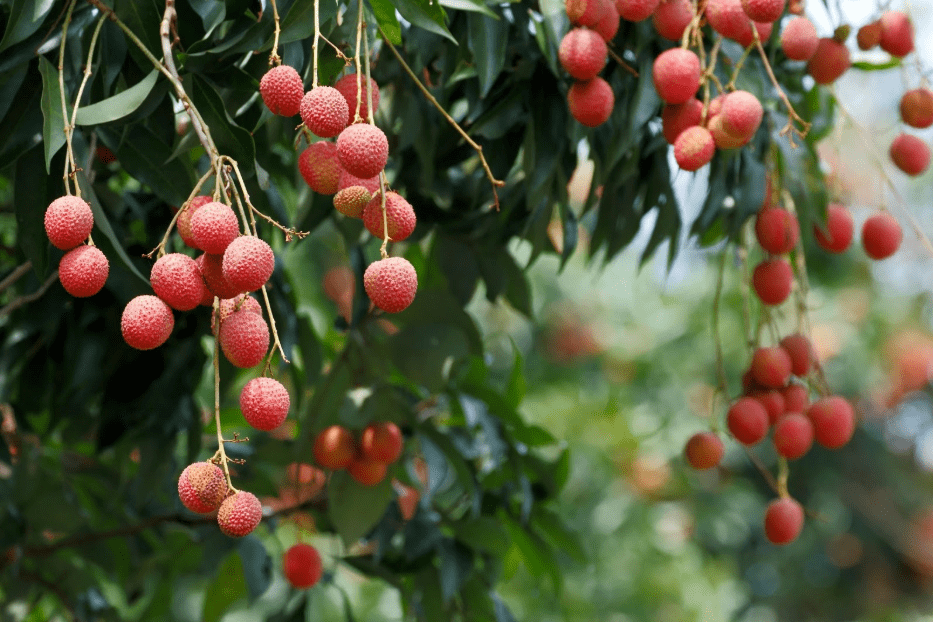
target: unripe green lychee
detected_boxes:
[364,257,418,314]
[300,86,349,138]
[217,491,262,537]
[334,187,372,218]
[661,98,702,144]
[314,425,356,470]
[813,203,853,253]
[653,0,693,41]
[240,377,290,431]
[652,48,701,104]
[191,202,240,255]
[177,195,213,250]
[222,235,275,293]
[298,141,342,195]
[890,133,930,176]
[558,28,608,81]
[178,462,227,514]
[334,73,381,125]
[807,37,851,84]
[780,16,818,60]
[151,253,208,311]
[362,192,417,241]
[197,253,242,300]
[336,124,389,179]
[674,126,715,171]
[861,212,902,260]
[58,245,109,298]
[259,65,304,117]
[721,90,763,138]
[616,0,660,22]
[219,309,270,368]
[567,77,615,127]
[211,293,262,335]
[283,543,323,589]
[879,11,913,58]
[900,88,933,129]
[121,295,174,350]
[45,195,94,250]
[740,0,784,23]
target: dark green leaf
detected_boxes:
[438,539,473,602]
[190,75,256,178]
[103,124,194,206]
[14,144,51,278]
[202,553,247,622]
[326,470,394,546]
[0,0,55,52]
[368,0,402,45]
[75,69,160,126]
[38,55,67,174]
[237,535,272,601]
[393,0,456,43]
[467,10,508,97]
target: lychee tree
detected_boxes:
[0,0,932,619]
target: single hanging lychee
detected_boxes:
[58,245,109,298]
[300,86,349,138]
[121,295,174,350]
[336,124,389,179]
[260,65,304,117]
[45,195,94,250]
[298,141,342,195]
[567,77,615,127]
[364,257,418,314]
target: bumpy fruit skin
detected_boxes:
[755,207,799,254]
[300,86,349,138]
[283,543,323,589]
[857,21,882,50]
[566,0,609,27]
[684,432,724,469]
[783,384,809,414]
[240,377,290,431]
[773,413,813,460]
[616,0,660,22]
[779,333,811,376]
[900,88,933,129]
[752,258,793,306]
[807,396,855,449]
[178,462,227,514]
[813,204,853,253]
[749,390,785,425]
[334,74,381,125]
[336,124,389,179]
[807,38,850,84]
[652,48,701,104]
[879,11,914,57]
[890,133,931,176]
[347,456,388,486]
[198,253,242,300]
[727,397,769,445]
[674,126,715,171]
[191,202,240,255]
[222,236,275,293]
[705,0,763,46]
[594,2,620,41]
[177,195,213,250]
[740,0,784,23]
[662,99,702,144]
[219,310,270,368]
[211,293,262,335]
[721,90,763,138]
[259,65,303,117]
[313,425,355,470]
[45,196,94,250]
[362,192,417,241]
[338,169,380,194]
[780,16,818,60]
[217,491,262,538]
[752,346,792,388]
[151,253,207,311]
[764,497,804,545]
[59,246,109,298]
[653,0,693,41]
[361,422,404,463]
[558,28,608,81]
[861,212,902,260]
[334,187,372,218]
[298,142,342,195]
[567,77,615,127]
[122,295,174,350]
[708,114,747,150]
[364,257,418,314]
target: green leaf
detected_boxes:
[851,59,902,71]
[14,144,51,278]
[188,0,226,33]
[103,124,193,206]
[237,536,272,601]
[440,0,498,18]
[0,0,55,52]
[277,0,337,45]
[368,0,402,45]
[202,552,248,622]
[390,323,471,393]
[393,0,456,43]
[326,470,394,546]
[38,55,67,174]
[453,516,511,555]
[466,10,508,97]
[505,343,525,410]
[438,539,473,602]
[113,0,163,57]
[75,70,160,126]
[190,75,256,178]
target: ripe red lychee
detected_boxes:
[364,257,418,314]
[773,413,813,460]
[300,86,349,138]
[566,0,609,27]
[813,203,853,253]
[661,99,703,144]
[219,309,270,368]
[861,212,902,260]
[705,0,760,45]
[740,0,784,23]
[222,235,275,293]
[674,126,715,171]
[151,253,208,311]
[259,65,304,117]
[594,1,620,41]
[45,195,94,250]
[752,258,793,306]
[755,207,799,254]
[779,333,812,376]
[879,11,914,58]
[217,491,262,537]
[780,16,818,60]
[764,497,804,545]
[177,195,213,250]
[58,245,109,298]
[178,462,227,514]
[240,377,290,431]
[121,295,174,350]
[298,141,342,195]
[313,425,355,470]
[708,114,747,150]
[807,37,851,84]
[652,48,701,104]
[684,431,724,469]
[338,169,381,194]
[283,543,323,589]
[361,422,404,463]
[559,28,608,81]
[211,293,262,335]
[567,77,615,127]
[616,0,660,22]
[347,455,388,486]
[752,346,792,388]
[334,74,381,125]
[807,395,855,449]
[191,201,240,255]
[856,21,882,50]
[900,88,933,129]
[362,192,417,241]
[727,397,769,445]
[721,90,763,138]
[748,390,785,425]
[336,124,389,179]
[198,253,242,300]
[890,133,930,176]
[653,0,693,41]
[782,384,809,414]
[334,187,372,218]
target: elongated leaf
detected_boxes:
[190,75,256,178]
[467,10,508,97]
[202,553,247,622]
[367,0,402,45]
[38,55,68,174]
[440,0,498,18]
[393,0,456,43]
[0,0,55,52]
[14,144,51,278]
[75,70,160,126]
[106,124,193,207]
[327,470,394,546]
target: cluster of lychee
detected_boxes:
[43,195,110,298]
[258,64,418,315]
[178,461,263,537]
[312,421,404,486]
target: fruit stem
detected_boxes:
[777,457,789,498]
[268,0,282,67]
[58,0,78,196]
[605,46,638,77]
[379,172,390,259]
[312,0,320,88]
[64,15,106,201]
[711,251,730,428]
[223,156,308,241]
[752,27,811,146]
[700,37,723,125]
[736,230,754,350]
[212,297,238,494]
[144,167,215,259]
[353,0,364,123]
[0,272,60,319]
[680,3,703,50]
[741,446,781,495]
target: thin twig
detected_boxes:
[212,296,238,494]
[0,262,34,294]
[606,46,638,77]
[0,272,60,318]
[144,167,215,259]
[268,0,282,66]
[67,16,106,204]
[312,0,320,88]
[752,27,810,145]
[58,0,78,196]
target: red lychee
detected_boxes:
[807,38,851,84]
[779,333,812,376]
[151,253,208,311]
[300,86,349,138]
[755,207,799,254]
[652,48,701,104]
[177,195,213,250]
[338,169,381,194]
[334,73,381,125]
[856,21,882,51]
[653,0,693,41]
[197,252,242,300]
[708,114,747,150]
[594,2,620,41]
[121,295,174,350]
[813,203,853,253]
[336,124,389,179]
[773,413,813,460]
[721,90,763,138]
[45,195,94,250]
[362,192,417,241]
[674,126,715,171]
[748,390,785,425]
[705,0,763,46]
[751,346,792,388]
[217,491,262,537]
[178,462,227,514]
[861,212,902,260]
[879,11,914,58]
[661,98,703,144]
[58,245,109,298]
[684,431,724,469]
[783,384,809,414]
[314,425,355,470]
[240,377,290,431]
[364,257,418,314]
[807,396,855,449]
[259,65,303,117]
[567,77,615,127]
[764,497,804,545]
[727,397,769,445]
[752,258,793,306]
[890,133,930,176]
[559,28,608,81]
[347,456,388,486]
[222,235,275,293]
[298,141,342,195]
[191,201,240,255]
[211,293,262,335]
[360,422,404,463]
[566,0,609,27]
[283,543,323,589]
[740,0,784,23]
[900,88,933,129]
[780,16,818,60]
[616,0,660,22]
[219,309,270,368]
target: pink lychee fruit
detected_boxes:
[780,16,818,61]
[177,195,213,250]
[861,212,902,260]
[211,293,262,336]
[300,86,349,139]
[752,258,793,306]
[334,73,381,125]
[813,203,853,253]
[259,65,303,117]
[755,207,799,254]
[653,0,693,41]
[240,377,290,431]
[559,28,608,81]
[197,253,242,300]
[856,21,881,51]
[740,0,785,23]
[191,201,240,255]
[661,98,703,144]
[222,235,275,293]
[652,48,701,104]
[594,1,620,41]
[674,126,715,171]
[616,0,660,22]
[807,37,851,84]
[566,0,609,27]
[567,77,615,127]
[721,90,763,138]
[219,309,270,368]
[151,252,209,311]
[879,11,914,58]
[364,257,418,314]
[336,124,389,179]
[178,462,227,514]
[890,133,931,176]
[217,491,262,537]
[45,196,94,250]
[900,88,933,129]
[58,245,109,298]
[362,192,417,241]
[121,295,174,350]
[298,141,342,195]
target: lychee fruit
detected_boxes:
[191,201,240,255]
[45,195,94,250]
[813,203,853,253]
[283,543,323,589]
[740,0,784,23]
[684,431,724,469]
[748,390,785,425]
[298,141,342,195]
[362,192,417,241]
[338,169,381,194]
[259,65,304,117]
[347,456,388,486]
[652,48,701,104]
[772,412,813,460]
[364,257,418,314]
[890,133,930,176]
[783,384,809,414]
[121,295,174,350]
[616,0,660,22]
[661,98,703,144]
[807,37,851,84]
[779,333,812,376]
[360,422,404,463]
[197,252,242,300]
[674,126,715,171]
[807,395,855,449]
[219,309,270,368]
[755,207,799,254]
[334,187,373,218]
[58,245,109,298]
[334,73,381,124]
[240,377,290,431]
[313,425,355,470]
[151,253,208,311]
[653,0,693,41]
[856,21,882,50]
[751,346,792,388]
[708,114,748,150]
[558,28,608,81]
[780,16,818,60]
[336,124,389,179]
[594,2,620,41]
[861,212,902,260]
[217,491,262,537]
[764,497,804,545]
[566,0,609,27]
[222,235,275,293]
[705,0,762,46]
[752,258,793,305]
[900,88,933,129]
[300,86,349,138]
[211,293,262,335]
[879,11,913,58]
[177,195,213,250]
[178,461,227,514]
[567,77,615,127]
[721,90,763,138]
[727,397,769,445]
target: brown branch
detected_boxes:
[606,46,638,77]
[0,271,59,318]
[752,27,810,145]
[0,262,34,294]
